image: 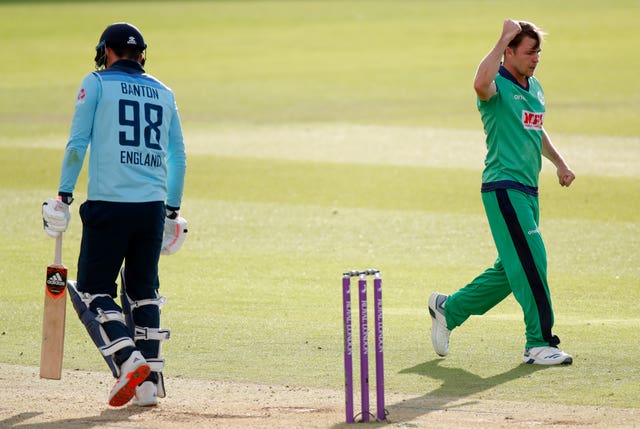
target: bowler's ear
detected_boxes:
[504,46,516,58]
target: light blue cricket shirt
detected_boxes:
[59,60,186,209]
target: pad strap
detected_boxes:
[94,309,134,357]
[96,309,126,324]
[146,358,166,372]
[76,291,112,306]
[130,296,167,309]
[99,337,136,357]
[135,326,171,341]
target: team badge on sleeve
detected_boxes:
[76,88,86,104]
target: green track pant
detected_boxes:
[444,188,560,349]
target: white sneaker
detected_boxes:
[108,351,151,407]
[133,381,158,407]
[523,346,573,365]
[428,293,451,357]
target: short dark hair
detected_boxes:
[508,21,545,50]
[110,44,143,60]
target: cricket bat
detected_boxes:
[40,234,67,379]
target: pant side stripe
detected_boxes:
[495,189,556,345]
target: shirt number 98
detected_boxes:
[119,99,163,150]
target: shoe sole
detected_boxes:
[109,364,151,407]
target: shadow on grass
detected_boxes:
[389,359,547,424]
[0,408,154,429]
[331,358,547,428]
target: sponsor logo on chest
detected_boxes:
[522,111,544,130]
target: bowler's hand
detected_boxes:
[557,167,575,187]
[501,19,522,43]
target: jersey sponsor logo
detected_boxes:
[513,94,526,101]
[522,111,544,130]
[537,90,545,105]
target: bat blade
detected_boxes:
[40,236,67,380]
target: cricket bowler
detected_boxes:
[428,19,575,365]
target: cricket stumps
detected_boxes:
[342,269,386,423]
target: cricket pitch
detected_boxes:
[1,363,638,429]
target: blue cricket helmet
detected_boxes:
[95,22,147,68]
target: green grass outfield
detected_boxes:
[1,0,639,413]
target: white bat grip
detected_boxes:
[54,234,63,266]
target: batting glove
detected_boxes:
[161,210,188,255]
[42,197,71,237]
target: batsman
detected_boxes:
[42,22,187,407]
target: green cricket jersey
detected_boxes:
[478,66,545,191]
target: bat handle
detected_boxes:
[54,234,63,266]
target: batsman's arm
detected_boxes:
[165,102,187,210]
[58,73,99,197]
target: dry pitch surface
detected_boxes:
[1,363,638,429]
